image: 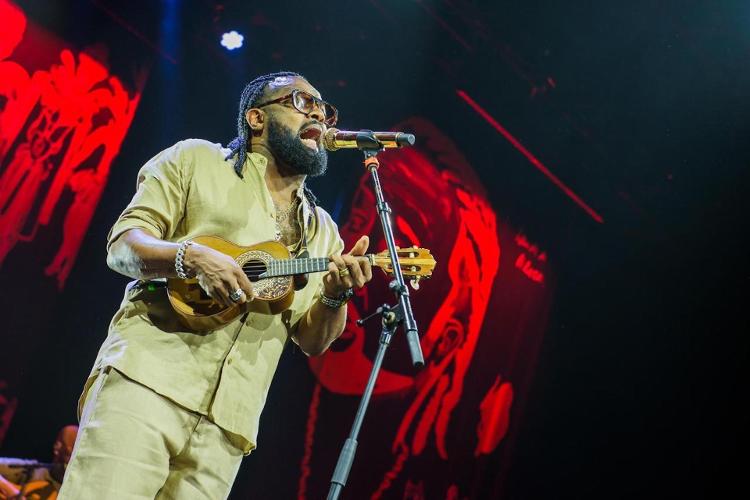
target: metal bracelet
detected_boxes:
[175,240,193,279]
[319,287,354,309]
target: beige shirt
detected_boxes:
[86,139,344,453]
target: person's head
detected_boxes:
[52,425,78,466]
[225,72,336,180]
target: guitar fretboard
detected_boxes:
[264,258,330,278]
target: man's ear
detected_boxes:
[246,108,265,135]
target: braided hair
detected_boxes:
[225,71,318,207]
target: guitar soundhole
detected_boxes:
[242,259,268,282]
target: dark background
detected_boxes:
[2,0,748,498]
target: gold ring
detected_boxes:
[338,267,350,278]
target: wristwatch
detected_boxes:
[319,286,354,308]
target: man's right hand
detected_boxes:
[107,229,254,307]
[183,243,255,307]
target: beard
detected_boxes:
[267,117,328,177]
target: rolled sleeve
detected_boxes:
[107,142,189,249]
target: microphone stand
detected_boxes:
[327,131,424,500]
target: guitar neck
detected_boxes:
[264,255,374,278]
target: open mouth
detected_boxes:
[299,125,322,151]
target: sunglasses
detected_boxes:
[256,89,338,127]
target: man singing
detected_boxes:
[58,72,372,499]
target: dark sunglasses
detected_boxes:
[256,89,338,127]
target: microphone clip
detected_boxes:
[355,130,386,152]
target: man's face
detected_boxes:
[257,76,328,177]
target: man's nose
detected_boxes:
[308,105,326,124]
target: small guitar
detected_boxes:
[166,236,436,331]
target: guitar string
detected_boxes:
[238,256,379,274]
[238,257,377,278]
[239,259,329,278]
[237,256,374,269]
[239,260,329,270]
[239,262,374,273]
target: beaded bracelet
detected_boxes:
[175,240,193,279]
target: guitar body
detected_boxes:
[167,236,296,332]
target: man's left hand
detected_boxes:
[323,235,372,297]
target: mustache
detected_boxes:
[298,119,324,133]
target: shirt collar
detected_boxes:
[246,152,307,201]
[244,151,312,238]
[246,151,268,177]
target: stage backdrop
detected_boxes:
[0,0,145,444]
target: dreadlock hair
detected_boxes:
[225,71,318,207]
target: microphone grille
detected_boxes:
[323,128,339,151]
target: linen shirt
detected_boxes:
[84,139,344,453]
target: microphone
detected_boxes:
[323,128,415,151]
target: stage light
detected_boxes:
[221,31,243,50]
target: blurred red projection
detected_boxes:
[0,0,143,288]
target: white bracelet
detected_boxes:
[175,240,193,279]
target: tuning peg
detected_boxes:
[410,277,421,290]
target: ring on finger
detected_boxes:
[229,288,244,302]
[338,267,350,279]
